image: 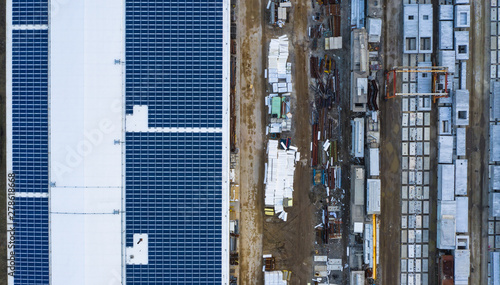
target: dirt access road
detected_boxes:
[236,0,266,282]
[237,0,314,284]
[379,0,403,283]
[468,0,490,283]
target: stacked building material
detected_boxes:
[264,140,299,221]
[268,36,289,83]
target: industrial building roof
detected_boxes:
[439,21,454,50]
[438,136,454,163]
[439,107,452,135]
[491,252,500,285]
[124,1,229,283]
[367,18,382,43]
[455,197,469,233]
[439,50,456,73]
[8,9,50,283]
[454,250,471,283]
[492,124,500,162]
[460,61,467,89]
[439,5,454,20]
[353,166,365,206]
[7,0,230,283]
[367,179,381,214]
[352,118,365,158]
[455,159,468,196]
[369,148,380,177]
[455,31,470,60]
[492,165,500,190]
[418,62,432,93]
[418,5,434,50]
[351,0,365,29]
[403,4,434,54]
[437,201,456,249]
[454,90,470,126]
[352,29,368,72]
[455,5,470,28]
[491,193,500,218]
[403,4,419,52]
[493,81,500,120]
[456,128,466,156]
[351,271,365,285]
[351,71,368,112]
[438,164,455,201]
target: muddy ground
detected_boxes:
[468,0,490,283]
[379,0,404,283]
[237,0,316,284]
[236,0,266,282]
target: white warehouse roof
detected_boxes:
[439,21,454,50]
[438,164,455,201]
[493,81,500,120]
[455,197,468,233]
[491,252,500,285]
[455,5,470,28]
[367,18,382,43]
[437,201,456,249]
[454,250,471,283]
[49,1,125,283]
[352,118,365,158]
[455,31,470,60]
[439,50,456,73]
[369,148,380,177]
[492,165,500,191]
[455,159,468,196]
[454,90,469,126]
[491,192,500,218]
[367,179,381,214]
[439,107,452,135]
[439,136,454,163]
[492,124,500,162]
[456,128,466,156]
[439,5,454,20]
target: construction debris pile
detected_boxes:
[266,36,292,134]
[307,1,383,284]
[267,0,292,28]
[264,140,299,221]
[309,1,341,51]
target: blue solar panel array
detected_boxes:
[12,0,48,25]
[13,197,49,284]
[11,3,50,281]
[12,29,49,193]
[125,133,223,284]
[125,0,224,128]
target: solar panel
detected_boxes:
[13,197,49,284]
[12,0,48,25]
[125,0,224,128]
[125,132,223,284]
[12,29,49,193]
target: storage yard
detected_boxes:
[231,0,495,285]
